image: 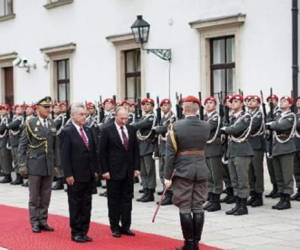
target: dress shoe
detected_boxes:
[72,235,86,243]
[52,178,64,190]
[83,235,93,242]
[112,229,121,238]
[32,225,41,233]
[120,228,135,236]
[40,224,54,231]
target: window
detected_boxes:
[55,59,70,102]
[124,49,141,100]
[210,36,235,96]
[3,67,14,105]
[0,0,13,17]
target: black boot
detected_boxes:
[10,174,23,185]
[136,188,149,202]
[225,197,240,215]
[193,212,204,250]
[251,192,263,207]
[246,191,256,206]
[140,189,155,202]
[291,189,300,201]
[272,193,285,209]
[52,178,64,190]
[220,187,235,204]
[275,194,291,210]
[176,213,194,250]
[265,185,279,198]
[203,192,213,210]
[0,175,12,184]
[22,179,29,187]
[206,193,221,212]
[233,198,248,215]
[160,191,173,206]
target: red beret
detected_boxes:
[141,98,155,105]
[245,95,261,103]
[280,96,293,105]
[160,98,171,106]
[0,104,10,111]
[182,96,201,106]
[14,104,24,110]
[267,94,279,102]
[244,95,252,102]
[120,100,130,106]
[103,98,115,105]
[204,96,217,105]
[86,102,95,109]
[224,95,232,103]
[229,94,244,103]
[27,104,36,109]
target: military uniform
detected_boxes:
[165,96,210,250]
[268,106,296,210]
[222,98,254,216]
[292,111,300,200]
[18,97,56,232]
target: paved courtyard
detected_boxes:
[1,165,300,250]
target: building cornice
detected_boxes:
[106,33,135,44]
[44,0,74,10]
[40,43,76,55]
[0,14,16,23]
[0,52,18,62]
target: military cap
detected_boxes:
[36,96,52,107]
[160,98,171,106]
[182,96,201,106]
[229,94,243,103]
[204,96,217,105]
[0,104,10,110]
[141,98,155,106]
[224,95,232,104]
[280,96,293,105]
[85,102,95,109]
[120,100,130,106]
[267,94,278,102]
[249,95,261,103]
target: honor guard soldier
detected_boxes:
[85,102,100,144]
[164,96,210,250]
[292,96,300,201]
[203,96,223,212]
[52,102,68,190]
[7,104,25,185]
[246,95,265,207]
[25,104,36,120]
[265,94,282,198]
[153,98,176,205]
[266,96,296,210]
[120,100,135,124]
[102,98,116,125]
[221,94,254,216]
[132,97,156,202]
[18,96,56,233]
[0,104,12,183]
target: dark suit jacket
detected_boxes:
[99,123,140,180]
[61,123,98,182]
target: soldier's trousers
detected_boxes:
[273,153,294,195]
[28,175,53,226]
[159,156,165,185]
[222,163,232,189]
[293,151,300,189]
[11,147,19,173]
[172,176,207,213]
[248,150,264,193]
[228,157,251,199]
[266,157,277,186]
[140,155,156,190]
[206,156,223,194]
[0,147,12,175]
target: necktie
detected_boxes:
[43,119,48,128]
[79,127,89,148]
[120,126,128,150]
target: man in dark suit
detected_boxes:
[61,103,99,243]
[99,107,140,238]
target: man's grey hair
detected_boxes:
[70,102,86,116]
[115,106,129,116]
[182,102,199,115]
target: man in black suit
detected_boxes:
[99,107,140,238]
[61,103,99,243]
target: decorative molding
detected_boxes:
[40,43,76,56]
[106,33,136,45]
[189,13,246,30]
[0,13,16,23]
[44,0,73,10]
[0,52,18,62]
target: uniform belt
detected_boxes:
[177,150,205,156]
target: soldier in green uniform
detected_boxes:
[132,98,156,202]
[221,94,254,216]
[18,96,56,233]
[0,104,12,183]
[164,96,210,250]
[266,96,296,210]
[203,96,223,212]
[246,95,265,207]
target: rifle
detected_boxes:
[291,90,297,113]
[268,88,274,158]
[175,92,183,119]
[135,98,142,120]
[146,92,150,98]
[65,100,70,121]
[99,96,104,123]
[198,92,204,120]
[260,90,267,122]
[23,101,27,121]
[156,96,162,125]
[218,92,224,119]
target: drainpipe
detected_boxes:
[292,0,299,98]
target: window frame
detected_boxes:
[0,0,14,17]
[55,59,70,102]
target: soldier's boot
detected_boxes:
[139,188,145,194]
[52,178,64,190]
[10,174,23,185]
[160,191,173,206]
[225,197,240,215]
[233,198,248,216]
[221,187,235,204]
[136,189,149,202]
[176,213,194,250]
[140,189,155,202]
[0,174,12,184]
[276,194,291,210]
[246,191,256,206]
[193,212,204,250]
[265,184,279,198]
[291,188,300,201]
[206,193,221,212]
[272,193,285,209]
[203,192,213,210]
[251,192,263,207]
